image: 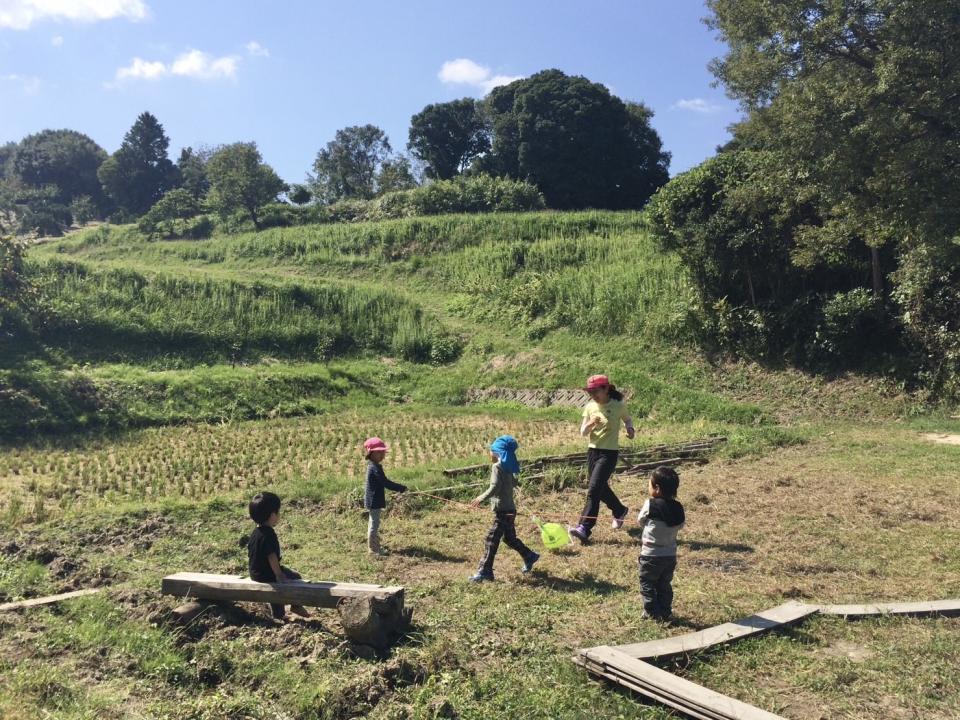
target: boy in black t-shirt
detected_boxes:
[247,491,309,620]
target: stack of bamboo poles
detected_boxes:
[442,436,726,479]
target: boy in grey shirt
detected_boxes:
[469,435,540,582]
[636,466,685,620]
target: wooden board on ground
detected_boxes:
[818,598,960,618]
[578,646,786,720]
[611,601,817,660]
[0,588,101,612]
[161,572,403,609]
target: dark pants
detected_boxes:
[477,512,534,575]
[252,565,301,619]
[638,555,676,619]
[578,448,626,535]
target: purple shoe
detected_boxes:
[612,507,629,530]
[568,524,589,543]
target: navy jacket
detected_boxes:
[364,461,406,509]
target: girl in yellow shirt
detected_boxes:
[569,374,635,543]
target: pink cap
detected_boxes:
[584,374,610,391]
[363,437,389,453]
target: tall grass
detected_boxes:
[430,230,700,341]
[60,211,649,267]
[30,259,457,364]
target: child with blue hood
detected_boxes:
[469,435,540,582]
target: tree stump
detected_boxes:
[171,600,215,625]
[337,591,411,651]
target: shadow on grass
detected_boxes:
[681,539,755,554]
[524,570,628,595]
[393,545,468,563]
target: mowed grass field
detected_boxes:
[2,212,958,719]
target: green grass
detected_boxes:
[1,421,957,719]
[3,209,955,717]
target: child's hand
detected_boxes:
[398,485,407,493]
[626,426,636,440]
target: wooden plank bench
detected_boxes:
[161,573,410,650]
[161,572,403,607]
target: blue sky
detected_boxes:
[0,0,742,184]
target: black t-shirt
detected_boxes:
[248,525,281,582]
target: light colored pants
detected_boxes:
[367,508,382,553]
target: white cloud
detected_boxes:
[672,98,723,114]
[50,34,63,46]
[438,58,522,95]
[110,48,238,86]
[170,49,238,80]
[115,56,166,80]
[0,0,148,30]
[245,40,269,58]
[1,72,41,95]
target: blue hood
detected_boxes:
[491,435,521,474]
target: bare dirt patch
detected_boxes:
[923,432,960,446]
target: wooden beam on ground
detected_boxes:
[161,573,403,609]
[818,598,960,618]
[577,646,786,720]
[0,588,101,612]
[611,601,818,660]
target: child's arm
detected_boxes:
[621,405,635,439]
[382,474,407,494]
[580,407,603,437]
[471,465,499,506]
[636,498,651,524]
[267,553,288,582]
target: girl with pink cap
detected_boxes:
[569,374,635,543]
[363,437,407,556]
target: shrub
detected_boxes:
[893,241,960,397]
[138,189,201,238]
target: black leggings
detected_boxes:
[578,448,626,535]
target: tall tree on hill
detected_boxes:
[98,112,180,216]
[7,130,109,220]
[177,146,211,200]
[407,98,490,180]
[476,70,670,209]
[310,124,393,203]
[206,142,286,230]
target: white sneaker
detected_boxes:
[611,507,629,530]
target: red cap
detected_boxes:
[363,437,389,453]
[584,374,610,391]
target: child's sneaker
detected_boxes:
[469,571,494,583]
[568,525,589,543]
[521,552,540,574]
[612,507,629,530]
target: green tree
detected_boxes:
[177,146,210,200]
[310,125,392,203]
[376,155,417,194]
[702,0,960,385]
[287,184,312,205]
[707,0,960,297]
[137,188,201,238]
[477,70,670,209]
[206,142,286,230]
[407,98,490,180]
[98,111,180,216]
[9,130,108,214]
